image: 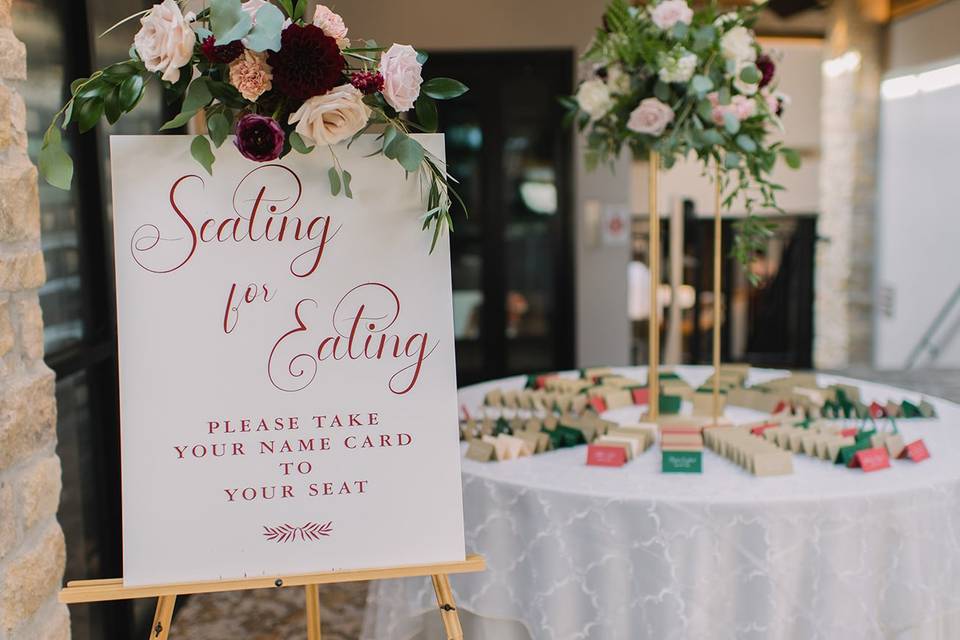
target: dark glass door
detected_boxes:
[430,51,575,384]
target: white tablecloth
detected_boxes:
[362,366,960,640]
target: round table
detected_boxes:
[361,366,960,640]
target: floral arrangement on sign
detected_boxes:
[565,0,800,268]
[38,0,468,248]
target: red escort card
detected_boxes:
[869,402,886,419]
[587,444,627,467]
[849,447,891,472]
[750,422,779,436]
[840,427,859,438]
[631,387,650,406]
[901,439,930,462]
[589,395,608,413]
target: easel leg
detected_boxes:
[431,574,463,640]
[305,584,322,640]
[149,595,176,640]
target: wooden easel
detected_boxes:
[60,554,485,640]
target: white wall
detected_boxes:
[335,0,633,368]
[875,2,960,368]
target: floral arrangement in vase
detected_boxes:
[39,0,468,248]
[565,0,800,268]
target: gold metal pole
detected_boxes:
[648,150,660,419]
[712,164,722,425]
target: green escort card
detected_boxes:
[658,394,683,415]
[662,450,702,473]
[493,417,513,436]
[901,400,922,418]
[554,424,586,448]
[837,440,870,465]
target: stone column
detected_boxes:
[814,0,883,368]
[0,0,70,638]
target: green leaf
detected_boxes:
[101,61,140,83]
[75,79,109,100]
[342,170,353,198]
[382,126,400,158]
[190,135,215,175]
[165,64,193,104]
[76,98,103,133]
[701,128,724,146]
[416,50,429,65]
[670,22,688,39]
[207,112,231,147]
[653,81,670,101]
[421,77,468,100]
[328,166,341,197]
[289,131,315,154]
[691,75,713,95]
[104,87,122,124]
[395,136,425,173]
[70,78,88,95]
[724,151,741,169]
[696,99,715,122]
[210,0,252,44]
[160,109,197,131]
[781,147,802,169]
[182,77,213,113]
[244,3,283,52]
[118,74,145,111]
[736,134,757,153]
[38,127,73,190]
[723,111,740,134]
[739,64,761,85]
[293,0,306,21]
[415,94,438,132]
[277,0,293,17]
[718,87,731,105]
[693,26,716,51]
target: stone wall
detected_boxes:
[0,0,69,637]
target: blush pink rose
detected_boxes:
[708,92,757,124]
[288,84,371,146]
[134,0,196,83]
[650,0,694,31]
[313,4,348,41]
[627,98,675,137]
[228,50,273,101]
[379,43,423,113]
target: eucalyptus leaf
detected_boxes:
[382,126,400,158]
[328,166,341,197]
[691,75,713,95]
[724,151,741,169]
[207,112,230,147]
[395,136,425,173]
[670,22,688,39]
[342,170,353,198]
[38,127,73,190]
[653,81,671,101]
[736,133,757,152]
[421,77,468,100]
[781,147,801,169]
[739,64,761,85]
[289,131,315,154]
[416,50,429,65]
[210,0,252,45]
[190,135,215,175]
[244,3,283,52]
[701,128,724,146]
[182,77,213,113]
[723,111,740,134]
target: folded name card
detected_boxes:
[901,439,930,462]
[849,447,890,472]
[587,444,628,467]
[662,449,702,473]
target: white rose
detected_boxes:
[658,52,697,83]
[720,26,757,64]
[288,84,371,146]
[379,43,423,112]
[313,4,348,40]
[627,98,675,137]
[134,0,196,84]
[576,79,613,120]
[606,65,632,95]
[650,0,694,31]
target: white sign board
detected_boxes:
[110,135,465,586]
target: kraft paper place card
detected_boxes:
[497,434,532,458]
[517,431,549,454]
[598,435,640,457]
[465,440,496,462]
[502,389,520,409]
[872,433,906,459]
[751,450,793,477]
[692,391,727,416]
[604,389,634,411]
[484,388,503,407]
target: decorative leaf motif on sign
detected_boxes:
[262,521,333,543]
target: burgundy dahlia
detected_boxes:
[757,54,776,89]
[233,114,285,163]
[200,35,244,64]
[350,71,384,95]
[268,24,345,100]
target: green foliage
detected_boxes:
[38,126,73,190]
[421,78,469,100]
[190,135,215,175]
[210,0,251,45]
[288,131,315,154]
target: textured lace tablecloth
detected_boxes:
[362,366,960,640]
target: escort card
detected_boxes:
[901,439,930,462]
[110,135,465,586]
[587,444,628,467]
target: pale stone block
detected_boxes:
[0,250,44,291]
[0,28,25,81]
[10,601,70,640]
[0,299,12,356]
[0,521,66,635]
[14,297,42,361]
[16,455,61,532]
[0,0,11,29]
[0,158,39,241]
[0,480,16,560]
[0,369,56,471]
